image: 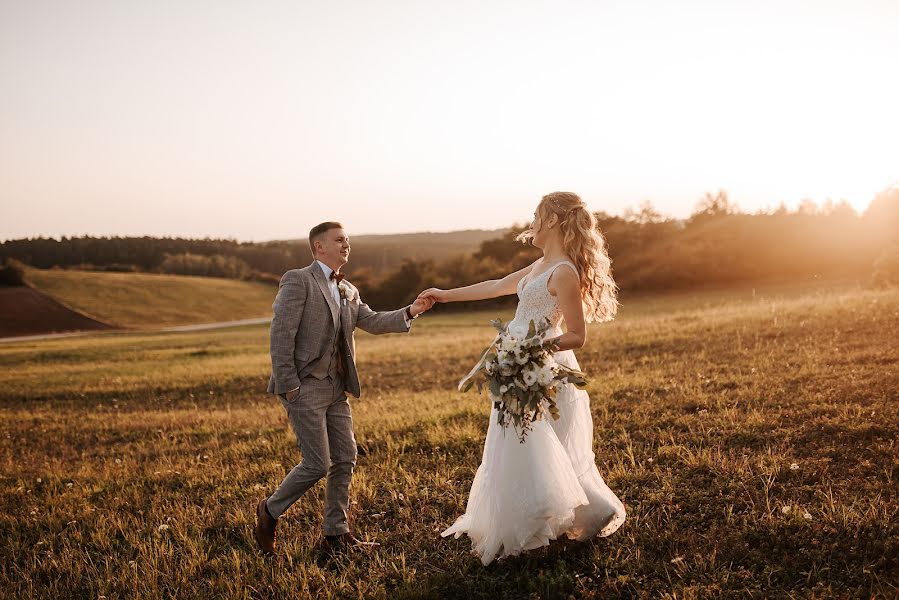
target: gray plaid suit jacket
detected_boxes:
[266,261,410,398]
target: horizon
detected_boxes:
[2,192,886,245]
[3,0,898,242]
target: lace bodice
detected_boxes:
[510,261,578,338]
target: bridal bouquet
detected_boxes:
[458,318,588,443]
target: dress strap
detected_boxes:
[547,260,578,278]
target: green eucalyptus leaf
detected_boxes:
[490,319,506,334]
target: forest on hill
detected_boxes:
[2,187,898,311]
[356,188,899,310]
[0,229,506,284]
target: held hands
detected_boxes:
[407,286,452,317]
[409,295,436,317]
[408,286,448,317]
[417,288,448,304]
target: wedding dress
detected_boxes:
[441,260,626,565]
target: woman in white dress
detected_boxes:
[418,192,626,565]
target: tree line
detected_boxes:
[0,237,298,283]
[2,188,897,309]
[351,188,899,310]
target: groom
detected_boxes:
[255,221,434,556]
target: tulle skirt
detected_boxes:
[441,350,626,565]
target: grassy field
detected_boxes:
[1,283,897,598]
[24,268,276,329]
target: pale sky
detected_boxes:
[2,0,897,241]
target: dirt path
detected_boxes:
[0,315,271,343]
[160,317,271,332]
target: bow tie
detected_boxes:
[329,271,345,284]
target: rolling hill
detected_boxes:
[21,268,276,330]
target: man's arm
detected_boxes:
[270,271,306,394]
[355,296,433,335]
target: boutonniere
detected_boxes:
[337,281,358,306]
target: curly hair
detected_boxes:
[516,192,619,322]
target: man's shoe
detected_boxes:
[254,497,277,555]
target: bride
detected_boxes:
[418,192,626,565]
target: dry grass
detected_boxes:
[24,268,276,328]
[1,283,897,598]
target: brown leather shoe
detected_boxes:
[254,497,277,555]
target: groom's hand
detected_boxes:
[409,295,435,317]
[280,387,300,402]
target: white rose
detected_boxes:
[522,369,538,387]
[537,366,554,386]
[338,282,357,302]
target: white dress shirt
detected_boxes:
[315,260,342,305]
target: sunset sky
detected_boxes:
[2,0,897,241]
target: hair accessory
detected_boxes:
[549,197,583,214]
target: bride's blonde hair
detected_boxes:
[516,192,619,323]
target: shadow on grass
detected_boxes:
[391,538,610,599]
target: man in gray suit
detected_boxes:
[255,221,434,556]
